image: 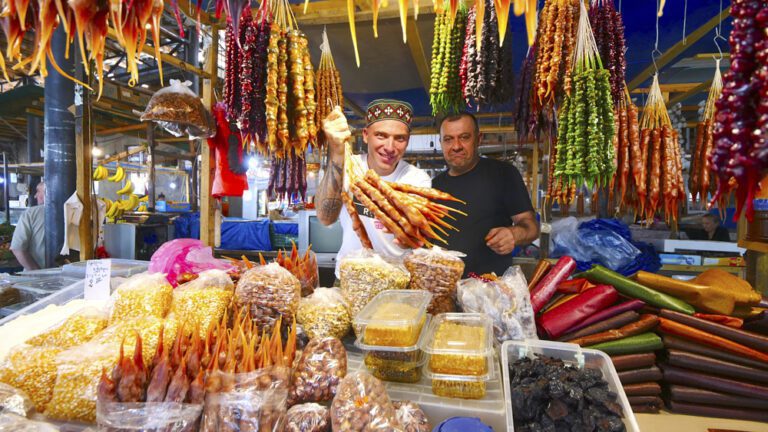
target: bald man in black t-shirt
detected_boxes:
[432,113,540,276]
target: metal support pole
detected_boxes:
[26,114,42,205]
[3,153,9,224]
[148,123,156,211]
[44,26,76,267]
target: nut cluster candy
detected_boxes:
[330,372,402,431]
[235,263,301,332]
[404,249,464,314]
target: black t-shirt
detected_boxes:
[432,158,534,276]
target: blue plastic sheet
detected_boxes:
[220,219,271,250]
[552,218,660,276]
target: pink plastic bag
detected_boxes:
[149,239,233,286]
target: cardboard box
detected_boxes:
[660,254,702,266]
[702,256,746,267]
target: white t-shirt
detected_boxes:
[335,154,431,278]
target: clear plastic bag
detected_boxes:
[457,267,538,343]
[551,217,642,273]
[170,270,234,336]
[45,342,122,423]
[0,345,62,413]
[96,402,203,432]
[108,273,173,324]
[201,389,287,432]
[0,413,59,431]
[339,250,410,318]
[0,382,33,417]
[404,248,465,314]
[288,337,347,406]
[140,80,216,139]
[234,263,301,332]
[330,372,403,431]
[297,288,351,340]
[393,401,430,432]
[26,307,108,348]
[284,403,330,432]
[277,247,320,297]
[93,317,178,366]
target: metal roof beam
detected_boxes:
[627,6,731,91]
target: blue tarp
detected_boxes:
[174,214,297,251]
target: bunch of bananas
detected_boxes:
[104,194,141,221]
[93,165,109,181]
[116,180,133,195]
[108,166,125,182]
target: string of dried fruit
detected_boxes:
[532,0,579,114]
[637,74,682,225]
[552,0,614,191]
[710,0,767,222]
[276,34,290,153]
[238,12,271,153]
[588,0,626,106]
[224,20,242,122]
[288,30,308,153]
[513,44,537,142]
[429,4,468,115]
[478,0,499,105]
[268,149,307,201]
[609,88,639,211]
[265,23,281,154]
[690,62,722,204]
[301,37,318,148]
[316,29,344,149]
[460,5,476,104]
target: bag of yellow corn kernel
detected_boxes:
[26,307,108,348]
[92,316,178,366]
[169,269,234,337]
[108,272,173,324]
[0,345,62,413]
[44,341,122,423]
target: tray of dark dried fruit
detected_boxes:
[502,339,639,432]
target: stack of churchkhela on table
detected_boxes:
[528,256,768,420]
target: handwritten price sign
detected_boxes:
[85,259,111,301]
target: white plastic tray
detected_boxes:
[62,259,149,278]
[502,339,640,432]
[348,351,507,431]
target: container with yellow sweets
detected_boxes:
[422,313,493,376]
[354,290,431,347]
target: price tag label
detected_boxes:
[85,259,111,301]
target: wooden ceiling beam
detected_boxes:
[631,82,706,94]
[107,28,211,80]
[295,1,434,25]
[668,81,712,106]
[627,6,731,91]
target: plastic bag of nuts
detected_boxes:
[0,345,62,412]
[288,337,347,406]
[169,269,234,337]
[26,307,108,348]
[393,401,430,432]
[141,79,216,139]
[201,366,290,432]
[330,372,404,431]
[457,267,538,343]
[96,401,204,432]
[297,288,351,340]
[339,250,410,318]
[404,248,465,314]
[235,263,301,333]
[108,272,173,324]
[284,403,330,432]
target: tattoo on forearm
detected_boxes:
[317,162,344,222]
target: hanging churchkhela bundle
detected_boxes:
[460,0,514,109]
[267,149,307,201]
[635,75,684,226]
[236,9,271,147]
[588,0,626,107]
[429,3,468,115]
[709,0,768,222]
[316,28,344,150]
[690,62,723,206]
[531,0,579,116]
[552,1,615,196]
[610,88,641,212]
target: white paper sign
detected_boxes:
[85,259,111,301]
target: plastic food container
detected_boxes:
[13,277,80,295]
[354,290,431,347]
[424,353,494,399]
[422,313,494,376]
[62,259,149,279]
[346,352,508,432]
[356,315,430,383]
[501,339,640,432]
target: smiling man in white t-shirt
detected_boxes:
[315,99,431,278]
